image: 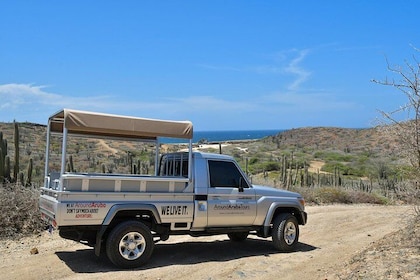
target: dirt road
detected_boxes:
[0,204,415,280]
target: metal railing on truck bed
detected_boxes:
[61,173,189,192]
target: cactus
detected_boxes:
[1,122,28,184]
[0,145,3,183]
[13,121,19,183]
[69,155,74,172]
[5,155,11,182]
[19,171,24,186]
[0,132,7,182]
[25,158,33,186]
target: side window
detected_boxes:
[208,160,246,188]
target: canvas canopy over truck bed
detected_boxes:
[48,109,193,139]
[45,108,194,179]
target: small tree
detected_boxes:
[372,47,420,178]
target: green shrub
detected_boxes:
[249,157,259,164]
[263,162,280,172]
[322,162,367,177]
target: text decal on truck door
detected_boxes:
[161,205,189,216]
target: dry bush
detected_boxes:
[313,187,352,204]
[0,184,46,239]
[346,190,390,205]
[291,186,389,205]
[253,175,390,205]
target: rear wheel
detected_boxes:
[271,213,299,251]
[106,221,154,268]
[227,232,249,242]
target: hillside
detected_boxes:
[0,122,402,184]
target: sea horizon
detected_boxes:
[161,129,284,144]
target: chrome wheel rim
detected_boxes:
[119,231,146,260]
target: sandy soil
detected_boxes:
[0,204,416,280]
[308,160,327,174]
[97,139,119,154]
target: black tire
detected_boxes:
[227,232,249,242]
[106,221,154,269]
[271,213,299,251]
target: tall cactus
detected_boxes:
[0,147,3,183]
[13,121,19,183]
[0,131,7,182]
[25,158,33,186]
[19,172,24,185]
[5,155,11,182]
[68,155,74,172]
[0,149,3,183]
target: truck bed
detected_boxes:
[40,173,195,227]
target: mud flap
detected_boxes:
[95,225,108,256]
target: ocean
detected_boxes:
[161,129,283,144]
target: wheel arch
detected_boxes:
[94,203,161,256]
[262,203,305,238]
[103,203,162,226]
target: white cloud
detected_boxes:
[0,83,120,123]
[283,49,312,91]
[0,84,256,124]
[198,48,312,91]
[0,83,113,108]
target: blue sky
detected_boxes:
[1,1,419,130]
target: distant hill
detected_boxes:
[266,126,397,156]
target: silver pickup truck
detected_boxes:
[39,109,307,268]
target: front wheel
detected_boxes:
[271,213,299,251]
[106,221,154,268]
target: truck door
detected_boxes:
[206,159,257,227]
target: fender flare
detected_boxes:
[102,203,162,225]
[262,202,305,237]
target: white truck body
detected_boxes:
[39,109,307,268]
